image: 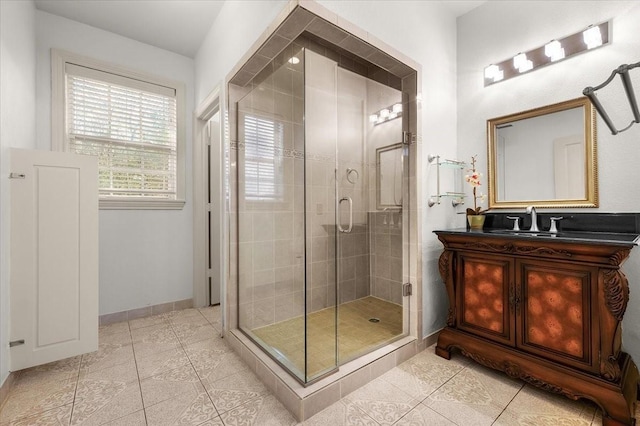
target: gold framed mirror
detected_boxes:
[487,97,598,209]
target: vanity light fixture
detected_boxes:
[484,20,610,87]
[370,103,403,126]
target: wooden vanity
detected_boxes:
[435,229,639,426]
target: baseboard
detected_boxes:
[422,328,442,349]
[0,371,16,411]
[99,298,193,326]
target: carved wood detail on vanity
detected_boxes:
[435,230,639,426]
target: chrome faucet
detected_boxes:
[526,205,539,232]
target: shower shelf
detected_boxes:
[427,154,466,208]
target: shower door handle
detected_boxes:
[338,196,353,233]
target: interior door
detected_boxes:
[10,148,98,371]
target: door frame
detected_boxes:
[193,84,226,320]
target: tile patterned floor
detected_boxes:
[0,305,628,425]
[252,296,403,378]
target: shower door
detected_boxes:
[236,45,339,384]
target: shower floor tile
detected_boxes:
[252,296,403,378]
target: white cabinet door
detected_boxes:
[10,148,98,371]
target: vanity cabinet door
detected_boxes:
[456,252,515,347]
[516,259,599,373]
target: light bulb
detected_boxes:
[369,114,378,123]
[484,64,503,82]
[583,25,602,49]
[392,103,402,113]
[544,40,565,62]
[287,56,300,65]
[379,109,390,118]
[513,53,532,72]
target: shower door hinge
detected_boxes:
[402,132,415,145]
[403,283,412,297]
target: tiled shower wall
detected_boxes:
[369,211,404,304]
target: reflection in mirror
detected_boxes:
[488,97,598,209]
[376,143,403,210]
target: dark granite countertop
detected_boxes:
[434,228,639,246]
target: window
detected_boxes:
[242,114,284,201]
[52,50,185,209]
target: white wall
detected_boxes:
[457,1,640,359]
[35,11,196,315]
[196,0,459,339]
[195,0,287,104]
[0,0,37,385]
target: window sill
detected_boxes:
[99,198,186,210]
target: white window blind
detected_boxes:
[243,115,284,201]
[65,63,178,199]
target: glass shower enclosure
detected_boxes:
[235,41,408,384]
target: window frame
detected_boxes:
[51,49,186,210]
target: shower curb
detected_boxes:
[227,329,432,421]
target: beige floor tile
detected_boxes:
[195,418,225,426]
[145,389,219,425]
[344,376,419,425]
[303,400,377,425]
[164,309,206,323]
[187,347,246,382]
[219,394,297,426]
[394,403,457,425]
[130,324,177,344]
[100,410,146,425]
[98,322,130,336]
[382,349,467,400]
[494,408,591,426]
[140,364,203,408]
[170,314,210,328]
[70,378,143,425]
[198,306,222,326]
[129,314,169,330]
[424,364,524,426]
[99,330,132,346]
[79,360,139,384]
[11,356,80,394]
[80,343,135,373]
[2,403,72,426]
[494,385,596,425]
[173,323,219,346]
[135,347,190,380]
[0,380,76,424]
[184,335,231,355]
[203,369,269,414]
